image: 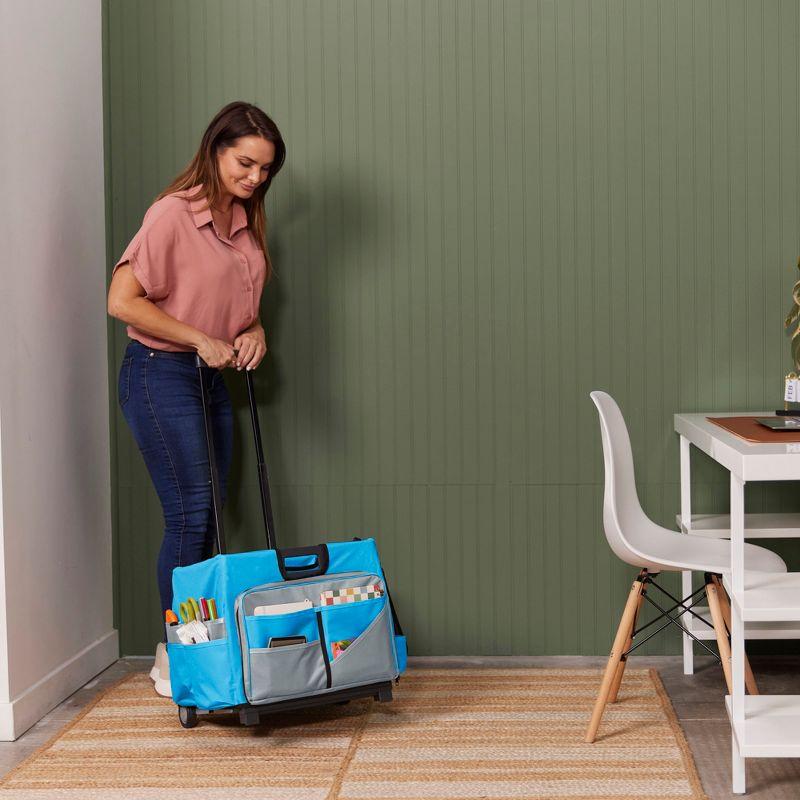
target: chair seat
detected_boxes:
[622,518,787,575]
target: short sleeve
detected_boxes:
[112,202,178,302]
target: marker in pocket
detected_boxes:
[332,639,353,659]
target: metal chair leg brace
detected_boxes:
[622,576,721,662]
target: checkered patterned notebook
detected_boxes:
[320,583,384,606]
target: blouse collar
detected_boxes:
[187,183,248,237]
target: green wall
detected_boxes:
[105,0,800,656]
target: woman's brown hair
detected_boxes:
[156,101,286,280]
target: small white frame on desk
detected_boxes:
[675,412,800,794]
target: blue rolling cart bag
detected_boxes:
[166,356,407,728]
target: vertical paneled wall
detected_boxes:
[106,0,800,655]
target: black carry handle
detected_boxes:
[196,354,277,554]
[276,544,330,581]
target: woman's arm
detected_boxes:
[108,263,235,368]
[108,263,204,349]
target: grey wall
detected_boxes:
[0,0,117,739]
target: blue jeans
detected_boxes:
[118,339,233,626]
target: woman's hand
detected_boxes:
[196,336,236,370]
[233,325,267,371]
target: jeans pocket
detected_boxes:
[118,355,133,408]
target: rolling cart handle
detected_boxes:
[276,544,330,580]
[195,354,278,554]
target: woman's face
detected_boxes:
[217,135,277,200]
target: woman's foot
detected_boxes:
[151,641,172,697]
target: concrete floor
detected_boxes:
[0,655,798,798]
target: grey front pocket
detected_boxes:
[330,606,396,688]
[247,641,327,703]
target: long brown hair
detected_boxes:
[156,101,286,280]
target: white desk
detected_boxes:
[675,412,800,794]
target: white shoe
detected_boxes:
[150,642,168,681]
[154,675,172,698]
[151,642,172,697]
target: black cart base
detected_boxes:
[178,680,394,729]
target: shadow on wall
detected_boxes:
[225,164,385,551]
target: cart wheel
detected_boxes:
[376,685,393,703]
[178,706,198,729]
[240,709,261,726]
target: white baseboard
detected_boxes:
[0,629,119,741]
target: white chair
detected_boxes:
[586,391,787,743]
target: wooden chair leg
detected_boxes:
[585,571,647,743]
[712,574,759,695]
[705,574,733,694]
[608,588,644,704]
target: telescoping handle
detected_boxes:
[195,355,278,554]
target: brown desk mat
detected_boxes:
[706,415,800,442]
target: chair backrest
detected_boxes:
[590,390,653,567]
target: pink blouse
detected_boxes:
[112,183,267,352]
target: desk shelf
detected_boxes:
[676,513,800,539]
[684,605,800,640]
[722,572,800,622]
[725,696,800,758]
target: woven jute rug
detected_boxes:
[0,668,706,799]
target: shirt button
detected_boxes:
[246,286,253,292]
[149,352,154,357]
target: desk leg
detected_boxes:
[680,435,694,675]
[730,473,746,794]
[732,734,745,795]
[732,594,746,794]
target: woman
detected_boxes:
[107,101,285,696]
